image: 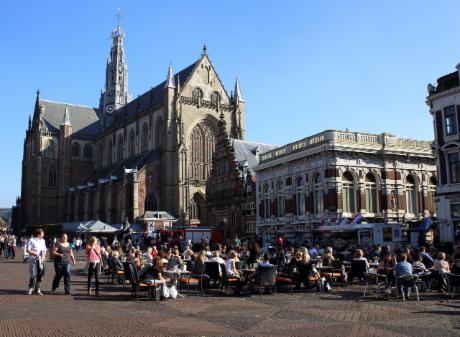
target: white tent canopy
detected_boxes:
[84,220,119,233]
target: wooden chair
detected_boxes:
[124,262,161,301]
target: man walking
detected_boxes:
[26,229,47,295]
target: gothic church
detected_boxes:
[18,22,245,230]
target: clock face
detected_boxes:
[105,105,114,113]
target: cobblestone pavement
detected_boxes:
[0,251,459,337]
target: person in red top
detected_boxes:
[276,236,284,247]
[85,236,102,296]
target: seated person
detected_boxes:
[193,252,207,275]
[395,253,413,298]
[226,250,240,277]
[418,246,434,268]
[433,252,450,273]
[452,259,460,275]
[138,257,170,285]
[112,251,124,271]
[321,247,335,267]
[134,250,143,270]
[352,249,369,270]
[209,251,226,265]
[412,254,429,273]
[294,249,313,290]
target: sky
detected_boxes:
[1,0,460,207]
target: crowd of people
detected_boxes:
[0,234,17,259]
[4,228,459,299]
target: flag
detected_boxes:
[422,217,433,231]
[339,217,349,225]
[351,213,363,225]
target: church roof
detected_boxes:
[39,100,101,137]
[111,61,197,123]
[84,148,162,184]
[230,139,278,174]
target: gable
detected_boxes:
[180,54,230,105]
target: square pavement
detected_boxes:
[0,251,459,337]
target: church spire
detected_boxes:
[164,63,176,89]
[99,10,130,121]
[234,78,244,103]
[61,105,71,126]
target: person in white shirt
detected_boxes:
[26,228,47,295]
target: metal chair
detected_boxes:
[397,274,420,301]
[363,272,387,299]
[254,266,277,297]
[445,273,460,299]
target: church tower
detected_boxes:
[99,12,130,125]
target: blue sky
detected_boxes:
[1,1,460,207]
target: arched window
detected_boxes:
[190,193,206,225]
[155,117,164,149]
[98,144,104,167]
[48,168,57,188]
[128,129,135,157]
[145,193,158,211]
[83,143,92,159]
[107,140,113,165]
[405,175,418,214]
[189,123,216,181]
[342,171,356,213]
[117,135,124,162]
[295,177,305,215]
[44,140,56,158]
[263,185,270,219]
[72,142,80,159]
[192,88,203,99]
[141,123,149,152]
[427,176,437,214]
[313,173,323,214]
[277,181,285,217]
[210,91,220,104]
[364,173,378,213]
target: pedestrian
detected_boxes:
[85,236,102,296]
[10,235,16,259]
[26,228,47,295]
[52,233,76,294]
[75,237,82,253]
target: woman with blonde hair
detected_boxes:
[85,236,102,296]
[225,250,240,277]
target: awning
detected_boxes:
[317,223,373,232]
[62,222,87,233]
[84,220,119,233]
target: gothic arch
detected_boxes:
[188,120,217,181]
[190,192,206,225]
[128,129,135,157]
[155,116,164,149]
[107,139,113,165]
[117,135,124,162]
[145,192,158,211]
[141,122,149,152]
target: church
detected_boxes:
[18,21,247,231]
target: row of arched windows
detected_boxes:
[189,122,216,181]
[72,142,92,160]
[96,118,164,167]
[192,88,221,104]
[261,171,437,218]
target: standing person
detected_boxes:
[85,236,102,296]
[75,237,82,253]
[26,229,47,295]
[10,235,16,259]
[51,233,76,294]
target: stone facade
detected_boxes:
[206,118,277,240]
[17,24,244,231]
[426,65,460,244]
[255,130,437,246]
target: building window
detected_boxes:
[427,176,436,213]
[48,168,57,188]
[192,88,203,99]
[72,142,80,159]
[313,173,323,214]
[117,135,124,162]
[277,182,285,217]
[44,140,56,158]
[141,123,149,152]
[210,92,220,104]
[83,143,92,159]
[364,173,378,213]
[128,130,135,157]
[263,185,270,219]
[155,117,164,149]
[107,140,113,165]
[295,177,305,215]
[448,152,460,183]
[444,105,458,136]
[98,145,104,167]
[189,123,216,181]
[342,171,356,213]
[145,193,158,211]
[405,175,418,214]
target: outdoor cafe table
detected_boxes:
[163,270,192,286]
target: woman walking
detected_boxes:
[86,236,102,296]
[51,233,76,294]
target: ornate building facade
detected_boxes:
[426,64,460,244]
[18,23,245,231]
[206,117,277,239]
[255,130,437,246]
